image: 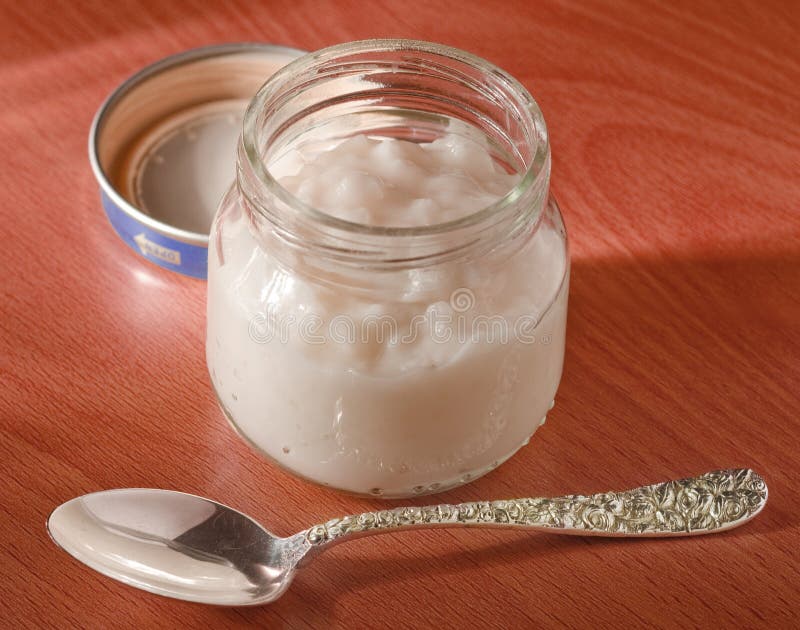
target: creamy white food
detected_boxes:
[207,134,568,496]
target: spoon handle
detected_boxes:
[301,469,767,548]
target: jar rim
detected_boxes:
[241,38,550,239]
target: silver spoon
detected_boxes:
[47,468,767,606]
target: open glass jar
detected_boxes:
[206,40,569,498]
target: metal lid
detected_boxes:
[89,43,305,278]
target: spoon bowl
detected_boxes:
[47,489,299,605]
[48,469,768,606]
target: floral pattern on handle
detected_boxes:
[303,469,767,546]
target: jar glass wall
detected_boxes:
[206,40,569,497]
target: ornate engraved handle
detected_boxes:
[301,469,767,548]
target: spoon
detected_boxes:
[47,468,767,606]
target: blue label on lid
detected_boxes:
[100,190,208,279]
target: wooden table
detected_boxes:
[2,1,798,627]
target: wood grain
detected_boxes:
[1,1,798,627]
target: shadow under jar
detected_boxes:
[207,39,569,498]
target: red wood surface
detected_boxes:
[1,1,799,628]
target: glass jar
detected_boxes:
[207,40,569,498]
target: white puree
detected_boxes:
[207,134,568,496]
[277,135,518,226]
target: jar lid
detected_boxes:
[89,43,305,279]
